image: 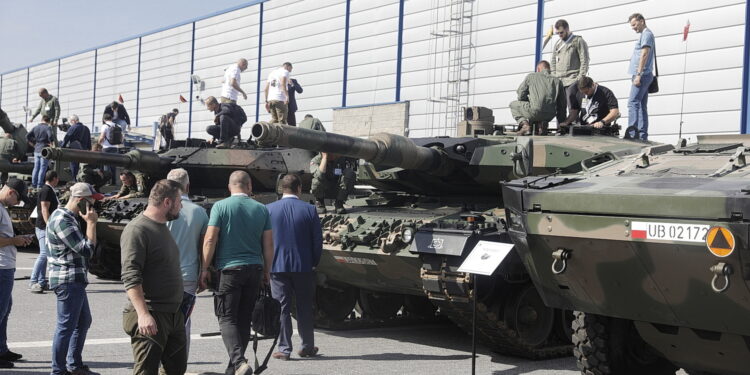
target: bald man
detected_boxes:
[200,171,273,375]
[221,59,249,104]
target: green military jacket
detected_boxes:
[0,138,18,160]
[30,95,61,124]
[516,69,567,124]
[298,116,325,132]
[551,34,589,87]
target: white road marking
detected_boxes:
[9,330,297,349]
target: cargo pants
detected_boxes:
[123,309,187,375]
[268,100,288,124]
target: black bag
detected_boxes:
[251,285,281,374]
[648,46,659,94]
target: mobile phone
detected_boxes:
[77,199,88,215]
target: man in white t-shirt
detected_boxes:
[220,58,248,104]
[263,62,293,124]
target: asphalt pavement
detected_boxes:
[5,249,687,375]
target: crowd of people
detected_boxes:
[0,168,324,374]
[510,13,656,141]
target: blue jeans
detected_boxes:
[30,228,48,288]
[52,282,92,374]
[0,268,14,354]
[627,73,654,141]
[70,162,80,181]
[32,152,50,188]
[102,147,118,185]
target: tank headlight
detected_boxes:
[401,227,414,244]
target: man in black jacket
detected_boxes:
[287,79,303,126]
[61,115,92,179]
[102,101,131,132]
[204,96,247,149]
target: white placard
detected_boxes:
[457,240,514,276]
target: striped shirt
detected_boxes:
[47,208,93,287]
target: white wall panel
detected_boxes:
[58,51,96,128]
[27,61,59,124]
[94,39,139,131]
[138,24,193,138]
[344,0,399,108]
[1,70,29,125]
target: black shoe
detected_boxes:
[315,199,327,214]
[0,350,22,361]
[334,201,347,214]
[0,359,13,368]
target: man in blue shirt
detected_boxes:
[266,174,322,360]
[26,115,54,189]
[627,13,656,141]
[166,168,208,359]
[200,170,273,375]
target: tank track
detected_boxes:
[314,314,445,331]
[420,254,572,359]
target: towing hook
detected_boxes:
[551,249,571,275]
[710,262,732,293]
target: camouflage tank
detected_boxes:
[251,108,651,359]
[502,134,750,374]
[42,143,316,279]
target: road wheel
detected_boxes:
[554,309,574,343]
[573,311,678,375]
[503,284,555,347]
[314,284,357,323]
[358,290,404,320]
[403,295,437,319]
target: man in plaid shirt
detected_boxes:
[46,183,103,375]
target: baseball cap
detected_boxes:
[5,178,30,206]
[70,182,105,201]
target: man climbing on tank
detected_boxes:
[204,96,247,149]
[509,60,567,135]
[310,152,355,214]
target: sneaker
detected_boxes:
[216,142,229,149]
[297,346,319,358]
[0,359,13,368]
[272,352,290,360]
[334,201,347,214]
[0,350,22,361]
[30,283,44,294]
[315,199,327,214]
[234,361,252,375]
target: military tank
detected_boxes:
[42,143,316,279]
[502,134,750,373]
[251,108,651,359]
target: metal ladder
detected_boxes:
[427,0,474,136]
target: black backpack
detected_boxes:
[251,285,281,374]
[106,123,123,145]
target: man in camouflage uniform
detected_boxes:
[509,60,567,135]
[0,109,25,184]
[310,152,354,214]
[29,88,61,144]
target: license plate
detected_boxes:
[631,221,710,243]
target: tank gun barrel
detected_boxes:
[0,160,34,175]
[42,148,172,174]
[251,122,447,172]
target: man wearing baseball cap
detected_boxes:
[0,178,33,368]
[46,182,102,375]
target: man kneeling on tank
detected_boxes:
[204,96,247,149]
[310,152,354,214]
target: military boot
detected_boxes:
[334,200,347,214]
[315,199,327,214]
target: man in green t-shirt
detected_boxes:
[200,170,273,375]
